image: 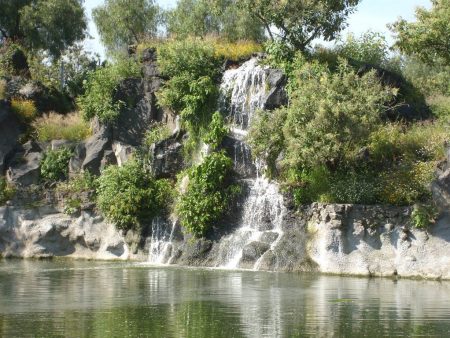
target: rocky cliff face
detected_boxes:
[2,201,450,280]
[1,52,450,281]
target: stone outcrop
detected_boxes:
[150,134,184,178]
[0,100,22,173]
[0,206,148,260]
[6,141,43,186]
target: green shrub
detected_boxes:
[335,31,390,68]
[96,161,173,230]
[248,108,286,178]
[56,171,98,215]
[202,111,228,149]
[176,151,239,237]
[411,203,438,228]
[144,122,172,147]
[0,177,15,205]
[40,147,73,182]
[428,95,450,122]
[0,43,29,77]
[267,58,395,171]
[32,112,91,141]
[78,58,141,122]
[378,161,435,205]
[157,39,221,135]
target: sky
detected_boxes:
[83,0,432,60]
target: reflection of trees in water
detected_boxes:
[1,261,450,337]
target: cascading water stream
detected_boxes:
[216,57,286,270]
[147,57,286,269]
[148,217,176,264]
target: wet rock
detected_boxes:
[260,231,279,244]
[221,136,256,178]
[241,241,270,263]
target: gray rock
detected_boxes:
[0,207,132,260]
[112,142,134,166]
[69,142,86,175]
[6,148,42,187]
[0,100,22,173]
[100,150,117,171]
[150,135,184,178]
[241,241,270,263]
[82,130,111,175]
[264,69,287,110]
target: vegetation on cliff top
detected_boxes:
[0,0,448,233]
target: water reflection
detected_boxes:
[1,260,450,337]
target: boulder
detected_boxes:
[241,241,270,263]
[6,152,42,187]
[0,100,22,173]
[111,78,155,146]
[82,126,111,175]
[69,142,86,175]
[264,69,287,110]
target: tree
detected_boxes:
[237,0,361,51]
[390,0,450,66]
[166,0,264,42]
[92,0,159,55]
[0,0,87,58]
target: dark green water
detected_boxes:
[1,260,450,337]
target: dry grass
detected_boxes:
[0,80,6,100]
[206,37,263,61]
[11,98,37,122]
[33,111,91,142]
[137,37,263,62]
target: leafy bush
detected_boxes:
[78,58,141,122]
[248,108,286,178]
[0,177,15,205]
[411,203,438,229]
[378,161,435,205]
[428,95,450,122]
[40,147,73,182]
[157,39,221,133]
[335,31,390,68]
[144,122,172,147]
[96,161,173,230]
[11,98,37,123]
[202,111,228,149]
[259,58,395,171]
[0,43,29,77]
[176,151,239,237]
[32,112,91,141]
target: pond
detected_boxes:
[1,260,450,337]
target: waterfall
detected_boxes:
[220,58,268,133]
[148,217,176,265]
[217,58,286,270]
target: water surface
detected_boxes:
[1,260,450,337]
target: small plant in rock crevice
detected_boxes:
[40,147,73,182]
